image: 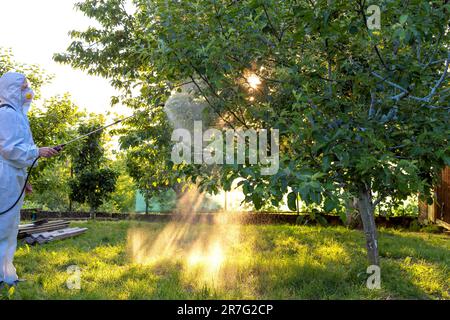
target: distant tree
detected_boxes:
[102,154,138,213]
[25,96,84,210]
[118,107,179,214]
[69,117,118,216]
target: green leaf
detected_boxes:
[287,192,298,211]
[400,15,408,25]
[316,214,328,226]
[252,193,263,210]
[348,25,358,34]
[324,197,338,213]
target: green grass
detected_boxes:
[1,220,449,300]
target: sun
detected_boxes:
[247,73,262,89]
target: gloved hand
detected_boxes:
[38,147,59,158]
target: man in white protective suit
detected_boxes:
[0,72,60,286]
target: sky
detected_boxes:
[0,0,129,117]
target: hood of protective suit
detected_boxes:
[0,72,28,113]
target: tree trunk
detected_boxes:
[69,164,73,212]
[345,197,359,227]
[357,187,380,266]
[145,190,149,215]
[90,207,96,220]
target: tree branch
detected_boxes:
[357,0,391,72]
[187,61,250,129]
[368,91,376,118]
[188,75,236,130]
[262,4,282,42]
[425,51,450,101]
[371,52,449,103]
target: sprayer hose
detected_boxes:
[0,156,40,216]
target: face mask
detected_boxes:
[22,87,34,115]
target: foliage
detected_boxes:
[69,117,118,211]
[29,94,83,160]
[26,95,87,210]
[24,163,72,211]
[118,107,180,210]
[376,195,419,217]
[99,154,138,213]
[56,0,450,209]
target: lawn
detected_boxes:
[1,220,449,300]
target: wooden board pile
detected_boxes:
[18,220,88,245]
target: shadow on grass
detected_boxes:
[247,225,447,299]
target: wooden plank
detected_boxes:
[18,221,70,235]
[436,219,450,231]
[19,224,69,233]
[48,228,88,241]
[19,225,69,233]
[19,220,67,229]
[20,221,69,229]
[27,227,84,239]
[24,227,88,245]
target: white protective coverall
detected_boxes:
[0,72,38,284]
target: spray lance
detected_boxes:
[0,113,137,216]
